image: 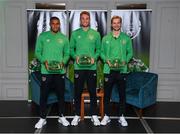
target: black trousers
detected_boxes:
[40,74,65,119]
[104,71,127,116]
[74,70,97,116]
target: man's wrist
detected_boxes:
[106,59,110,64]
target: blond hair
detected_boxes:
[111,16,122,24]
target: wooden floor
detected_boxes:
[0,101,180,133]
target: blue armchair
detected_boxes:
[30,72,74,105]
[111,72,158,117]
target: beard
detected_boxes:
[51,28,59,33]
[112,27,121,31]
[80,23,90,28]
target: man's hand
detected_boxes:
[76,56,79,64]
[106,60,112,67]
[60,62,64,69]
[44,60,49,70]
[91,58,95,64]
[121,61,126,66]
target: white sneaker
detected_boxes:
[58,116,70,126]
[35,118,47,129]
[71,115,80,126]
[91,115,100,126]
[118,115,128,127]
[100,115,111,126]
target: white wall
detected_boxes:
[150,1,180,101]
[0,1,29,100]
[0,0,180,101]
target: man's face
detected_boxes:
[111,18,121,31]
[80,14,90,27]
[50,19,60,33]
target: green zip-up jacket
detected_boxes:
[35,31,69,74]
[70,28,101,70]
[101,32,133,74]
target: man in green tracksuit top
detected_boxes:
[100,16,133,126]
[70,11,101,126]
[34,17,70,129]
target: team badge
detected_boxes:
[122,14,141,39]
[57,38,63,44]
[42,76,46,81]
[46,39,50,42]
[88,34,94,40]
[105,77,109,82]
[106,41,109,44]
[75,74,79,78]
[78,35,81,39]
[121,39,126,45]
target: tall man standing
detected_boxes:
[34,17,70,129]
[100,16,133,126]
[70,11,101,126]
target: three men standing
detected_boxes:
[34,11,133,129]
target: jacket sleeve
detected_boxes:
[63,38,70,64]
[35,34,45,63]
[70,33,77,60]
[94,33,101,60]
[100,37,106,63]
[126,37,133,63]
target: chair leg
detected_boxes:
[81,97,85,120]
[99,97,104,119]
[139,109,143,118]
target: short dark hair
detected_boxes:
[50,16,60,23]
